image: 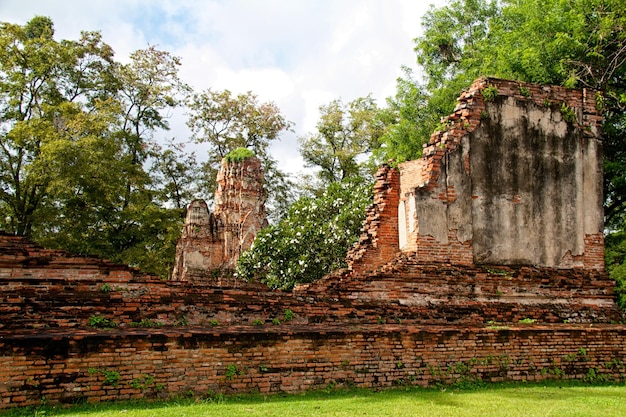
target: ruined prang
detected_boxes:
[171,154,267,283]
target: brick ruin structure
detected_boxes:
[0,78,624,409]
[171,155,268,282]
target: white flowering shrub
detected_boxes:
[236,178,372,289]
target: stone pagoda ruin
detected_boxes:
[171,153,268,283]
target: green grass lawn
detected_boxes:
[8,383,626,417]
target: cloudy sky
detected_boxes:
[1,0,444,177]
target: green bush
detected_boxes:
[224,147,254,162]
[237,177,372,290]
[605,231,626,311]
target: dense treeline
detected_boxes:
[0,17,292,277]
[2,1,625,306]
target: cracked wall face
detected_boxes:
[353,78,604,274]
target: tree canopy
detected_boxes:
[0,17,193,277]
[298,95,386,188]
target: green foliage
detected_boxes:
[605,231,626,310]
[236,178,372,290]
[252,319,264,326]
[377,67,436,163]
[88,368,121,386]
[224,364,241,380]
[560,103,578,124]
[129,374,154,390]
[518,318,536,324]
[88,315,117,329]
[225,147,255,163]
[298,95,386,188]
[0,17,193,278]
[481,85,499,101]
[283,309,295,322]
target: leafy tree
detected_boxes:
[236,178,372,290]
[150,139,201,210]
[377,67,431,163]
[187,89,293,220]
[298,95,386,188]
[0,17,194,278]
[605,232,626,310]
[0,16,116,237]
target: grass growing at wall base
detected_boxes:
[11,381,626,417]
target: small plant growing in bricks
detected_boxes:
[519,85,531,98]
[283,309,295,322]
[208,319,220,326]
[225,364,242,380]
[272,318,281,325]
[176,315,189,326]
[252,319,264,326]
[89,368,121,386]
[481,84,498,101]
[518,318,536,324]
[225,147,255,162]
[99,283,111,292]
[88,315,117,329]
[560,102,578,124]
[129,374,154,390]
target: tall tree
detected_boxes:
[0,17,195,277]
[0,16,116,237]
[298,95,386,189]
[187,89,294,220]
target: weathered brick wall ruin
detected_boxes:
[346,77,604,274]
[1,78,624,409]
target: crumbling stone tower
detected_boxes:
[171,154,267,282]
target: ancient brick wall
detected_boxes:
[346,78,605,274]
[1,78,623,411]
[1,325,625,408]
[346,165,401,275]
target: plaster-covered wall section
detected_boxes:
[471,96,603,267]
[396,77,604,270]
